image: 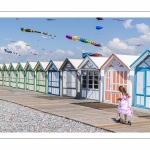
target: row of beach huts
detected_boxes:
[0,49,150,110]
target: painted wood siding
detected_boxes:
[36,71,46,93]
[26,71,34,91]
[18,71,25,89]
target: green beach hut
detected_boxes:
[0,64,3,86]
[16,62,26,89]
[8,63,18,88]
[34,61,49,93]
[24,61,37,91]
[2,63,10,87]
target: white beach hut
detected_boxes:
[78,56,108,101]
[59,58,83,98]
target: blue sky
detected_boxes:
[0,17,150,63]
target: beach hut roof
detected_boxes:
[34,61,49,71]
[59,58,83,70]
[2,63,10,70]
[130,50,150,68]
[45,60,64,71]
[8,63,18,70]
[100,53,139,69]
[78,56,108,69]
[16,62,26,70]
[24,61,37,70]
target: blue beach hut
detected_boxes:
[45,60,63,96]
[130,50,150,109]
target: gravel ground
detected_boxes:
[0,100,110,133]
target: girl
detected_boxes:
[116,85,133,123]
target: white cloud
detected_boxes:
[123,19,134,29]
[26,49,75,62]
[55,49,74,56]
[126,37,143,45]
[5,41,36,55]
[76,46,89,53]
[108,38,135,51]
[0,41,38,63]
[135,23,149,34]
[127,32,150,44]
[0,46,6,54]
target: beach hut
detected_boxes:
[45,60,63,96]
[100,54,139,105]
[24,61,37,91]
[16,62,26,89]
[2,63,10,87]
[59,58,83,98]
[78,56,108,101]
[0,64,3,86]
[130,50,150,109]
[34,61,49,93]
[8,63,18,88]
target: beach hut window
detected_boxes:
[82,71,87,88]
[94,71,99,89]
[88,71,93,88]
[87,71,99,89]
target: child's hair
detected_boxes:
[118,85,128,96]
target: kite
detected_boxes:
[137,44,144,46]
[4,48,20,56]
[112,18,124,22]
[96,17,104,20]
[66,35,103,47]
[30,52,39,55]
[21,28,56,37]
[82,52,102,58]
[72,36,80,40]
[16,18,19,20]
[4,48,12,53]
[10,40,16,43]
[47,19,55,21]
[96,26,103,30]
[25,43,30,46]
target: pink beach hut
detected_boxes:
[100,53,139,105]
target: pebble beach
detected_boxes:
[0,100,109,133]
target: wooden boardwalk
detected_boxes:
[1,86,150,133]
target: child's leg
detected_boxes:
[116,112,121,120]
[124,114,127,122]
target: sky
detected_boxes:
[0,17,150,63]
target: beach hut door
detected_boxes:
[48,71,60,96]
[66,71,76,97]
[63,71,67,95]
[135,71,145,107]
[145,71,150,108]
